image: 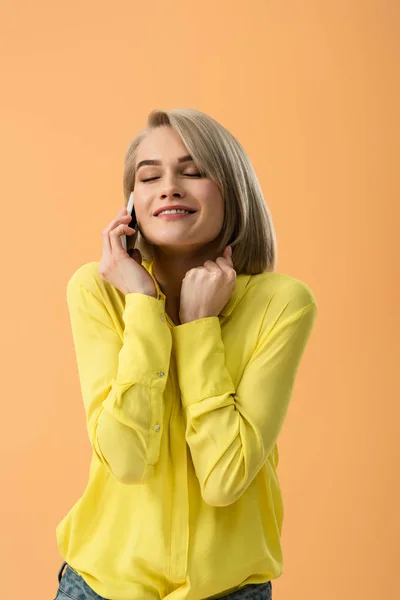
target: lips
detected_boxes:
[157,211,197,221]
[157,210,196,217]
[153,205,197,216]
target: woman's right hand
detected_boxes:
[98,206,157,297]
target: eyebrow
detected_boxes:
[135,154,194,173]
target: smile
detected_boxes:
[156,212,197,220]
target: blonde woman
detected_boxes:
[54,108,318,600]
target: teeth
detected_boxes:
[158,209,192,215]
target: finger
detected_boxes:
[203,260,220,273]
[218,247,234,267]
[204,247,233,273]
[110,223,135,255]
[223,246,233,262]
[105,208,131,233]
[102,212,132,254]
[215,256,236,278]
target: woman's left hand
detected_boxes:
[179,246,237,324]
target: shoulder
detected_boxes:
[247,270,318,318]
[65,261,126,322]
[66,261,103,296]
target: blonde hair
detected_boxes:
[123,108,277,274]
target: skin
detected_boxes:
[133,126,226,323]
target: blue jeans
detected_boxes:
[55,561,272,600]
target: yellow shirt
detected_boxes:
[56,258,317,600]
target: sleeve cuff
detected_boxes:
[113,292,171,387]
[172,317,235,409]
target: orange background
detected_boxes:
[1,1,398,599]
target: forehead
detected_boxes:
[136,127,188,161]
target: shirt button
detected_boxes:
[158,371,165,378]
[160,314,165,322]
[154,424,161,432]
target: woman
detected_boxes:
[54,108,317,600]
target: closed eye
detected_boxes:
[141,173,204,183]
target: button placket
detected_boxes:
[154,371,164,432]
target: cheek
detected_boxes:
[132,196,150,218]
[209,193,224,221]
[200,183,224,212]
[203,203,225,235]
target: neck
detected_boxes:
[151,241,222,300]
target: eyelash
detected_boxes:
[140,173,203,183]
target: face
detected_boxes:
[133,126,224,256]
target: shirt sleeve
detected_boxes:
[172,286,318,507]
[66,271,172,484]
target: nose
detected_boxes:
[160,190,183,199]
[158,172,185,199]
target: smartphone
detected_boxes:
[121,191,138,252]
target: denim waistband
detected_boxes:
[57,561,272,599]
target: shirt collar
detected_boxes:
[142,259,252,318]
